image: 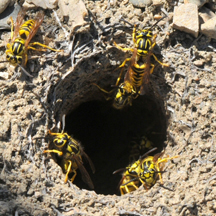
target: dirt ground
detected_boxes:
[0,0,216,216]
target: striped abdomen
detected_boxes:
[19,19,35,39]
[130,63,146,88]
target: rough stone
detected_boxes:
[23,0,58,9]
[184,0,209,8]
[58,0,88,34]
[129,0,153,7]
[0,4,21,30]
[199,6,216,24]
[200,16,216,39]
[0,0,11,14]
[173,3,199,37]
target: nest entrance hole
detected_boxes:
[64,95,167,195]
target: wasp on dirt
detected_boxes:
[94,16,168,109]
[4,8,62,66]
[114,148,178,195]
[44,130,95,189]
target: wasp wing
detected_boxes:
[24,11,44,48]
[139,147,157,162]
[153,151,165,163]
[139,53,152,95]
[81,151,95,174]
[73,155,94,189]
[124,48,138,82]
[12,8,26,42]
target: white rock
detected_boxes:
[129,0,153,7]
[200,16,216,39]
[23,0,58,9]
[0,72,9,79]
[58,0,88,33]
[184,0,209,8]
[0,0,11,14]
[173,3,199,38]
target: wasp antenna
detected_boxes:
[113,168,126,175]
[149,15,168,31]
[121,177,139,186]
[140,147,157,160]
[18,64,33,77]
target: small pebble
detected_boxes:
[0,72,9,79]
[0,0,11,14]
[193,59,205,66]
[129,0,153,8]
[200,16,216,39]
[173,3,199,37]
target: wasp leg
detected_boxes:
[120,182,138,195]
[157,155,179,184]
[139,179,149,190]
[10,17,14,40]
[43,149,63,156]
[65,161,77,183]
[93,83,115,100]
[24,53,28,66]
[152,54,169,67]
[132,24,137,44]
[48,130,63,136]
[28,42,62,52]
[150,63,155,74]
[113,41,134,53]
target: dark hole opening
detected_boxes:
[64,95,167,195]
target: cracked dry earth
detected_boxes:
[0,1,216,216]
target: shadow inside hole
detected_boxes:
[64,95,167,195]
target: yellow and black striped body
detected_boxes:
[6,20,36,65]
[119,160,141,195]
[129,60,146,88]
[112,52,149,109]
[48,131,82,179]
[118,152,179,195]
[44,131,95,189]
[6,37,25,64]
[59,136,82,176]
[133,27,154,59]
[19,19,35,39]
[5,9,62,66]
[138,156,158,187]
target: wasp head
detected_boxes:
[113,82,138,109]
[6,52,23,65]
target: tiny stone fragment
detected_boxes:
[129,0,153,8]
[0,72,9,79]
[193,59,205,66]
[173,3,199,37]
[200,16,216,39]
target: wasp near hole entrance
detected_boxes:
[129,135,154,163]
[5,8,61,66]
[44,130,95,189]
[94,16,168,109]
[114,148,179,195]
